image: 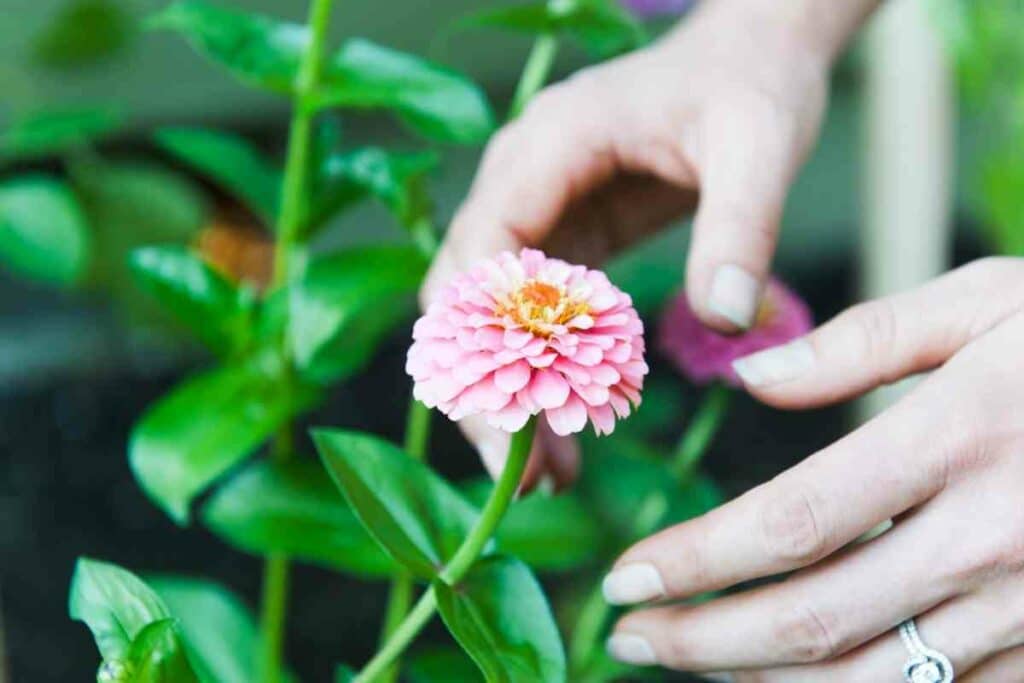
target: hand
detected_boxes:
[424,1,832,485]
[603,257,1024,681]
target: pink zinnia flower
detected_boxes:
[407,249,647,436]
[658,278,812,386]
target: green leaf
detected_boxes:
[126,619,199,683]
[458,0,646,59]
[68,558,172,662]
[288,244,428,383]
[314,429,482,579]
[0,106,123,160]
[130,355,320,523]
[203,458,395,577]
[147,0,300,92]
[148,577,271,683]
[154,127,281,225]
[407,648,482,683]
[316,39,496,144]
[334,664,357,683]
[73,159,206,294]
[129,246,254,354]
[0,175,90,285]
[150,1,495,144]
[33,0,133,68]
[434,556,566,683]
[309,147,438,233]
[464,482,604,572]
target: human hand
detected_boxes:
[603,257,1024,681]
[424,1,833,485]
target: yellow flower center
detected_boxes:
[497,279,590,336]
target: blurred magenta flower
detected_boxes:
[658,278,812,386]
[621,0,696,19]
[408,248,647,436]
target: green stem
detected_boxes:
[259,0,334,679]
[272,0,336,288]
[354,419,537,683]
[377,400,432,683]
[567,385,731,675]
[508,33,559,119]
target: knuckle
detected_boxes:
[758,485,828,567]
[844,299,901,382]
[772,603,839,663]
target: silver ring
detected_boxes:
[899,619,954,683]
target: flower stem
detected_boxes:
[260,0,334,679]
[567,386,730,675]
[354,419,537,683]
[508,33,559,119]
[377,399,432,683]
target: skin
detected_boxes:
[607,258,1024,679]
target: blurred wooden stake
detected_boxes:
[859,0,954,420]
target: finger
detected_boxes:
[422,81,618,308]
[732,257,1024,408]
[602,371,959,605]
[459,415,578,491]
[608,504,970,671]
[684,94,805,332]
[732,579,1024,682]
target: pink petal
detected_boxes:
[529,369,571,409]
[486,401,531,432]
[587,403,616,436]
[504,328,533,349]
[544,395,588,436]
[494,360,532,393]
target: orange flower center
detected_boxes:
[497,279,590,336]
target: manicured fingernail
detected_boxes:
[732,339,814,387]
[602,563,665,605]
[707,264,759,329]
[477,433,509,476]
[607,633,657,666]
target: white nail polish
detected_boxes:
[707,264,760,329]
[607,633,657,666]
[602,563,666,605]
[732,339,814,387]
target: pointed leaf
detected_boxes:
[129,246,253,354]
[314,429,481,579]
[130,355,320,523]
[148,577,280,683]
[464,482,605,572]
[288,245,428,384]
[0,175,90,285]
[149,2,494,144]
[203,458,395,576]
[457,0,646,59]
[310,147,438,232]
[69,558,172,662]
[434,556,566,683]
[315,39,495,144]
[407,648,482,683]
[127,619,199,683]
[154,127,281,224]
[0,106,123,160]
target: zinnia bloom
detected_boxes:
[407,249,647,436]
[621,0,696,19]
[659,277,812,386]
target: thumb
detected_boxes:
[684,95,805,332]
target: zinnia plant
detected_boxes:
[51,1,764,682]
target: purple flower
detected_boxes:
[658,278,812,387]
[620,0,696,19]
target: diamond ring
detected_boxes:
[899,619,954,683]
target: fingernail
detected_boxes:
[477,433,509,477]
[707,264,760,329]
[602,563,666,605]
[607,633,657,666]
[732,339,814,387]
